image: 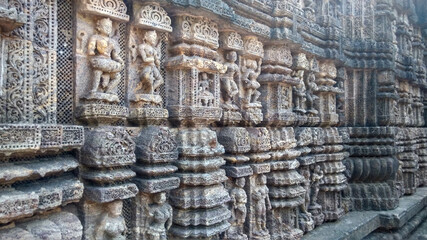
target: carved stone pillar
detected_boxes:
[342,127,400,210]
[258,45,298,126]
[295,127,325,226]
[396,128,419,195]
[317,127,347,221]
[266,127,306,239]
[417,128,427,186]
[314,61,342,127]
[165,14,230,239]
[124,3,179,239]
[258,45,309,238]
[74,1,138,239]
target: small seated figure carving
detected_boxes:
[198,73,214,107]
[221,51,240,110]
[252,175,271,236]
[94,200,126,240]
[136,30,163,95]
[145,192,173,240]
[241,58,262,107]
[86,18,124,102]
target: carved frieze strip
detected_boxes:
[0,124,84,157]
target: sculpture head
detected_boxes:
[235,178,245,188]
[107,200,123,217]
[96,18,113,36]
[144,30,158,46]
[201,72,208,81]
[258,175,267,185]
[226,51,237,63]
[153,192,167,204]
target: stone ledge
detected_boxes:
[303,187,427,240]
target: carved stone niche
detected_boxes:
[314,60,343,126]
[127,2,172,125]
[219,31,244,125]
[238,36,264,126]
[259,45,298,126]
[75,0,130,125]
[166,15,226,127]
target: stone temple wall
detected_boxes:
[0,0,426,239]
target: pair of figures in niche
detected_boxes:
[94,193,172,240]
[221,50,262,110]
[226,175,271,239]
[85,17,164,105]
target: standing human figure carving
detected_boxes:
[305,72,319,114]
[87,18,124,100]
[221,51,240,109]
[145,192,173,240]
[241,58,262,106]
[310,165,324,205]
[293,70,307,113]
[94,200,127,240]
[137,30,163,95]
[252,175,271,235]
[226,178,248,240]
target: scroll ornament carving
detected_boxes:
[181,16,219,47]
[243,36,264,58]
[135,4,172,32]
[80,0,129,22]
[221,31,244,51]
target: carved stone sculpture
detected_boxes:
[145,192,173,240]
[252,174,271,238]
[84,18,124,103]
[136,30,163,97]
[225,178,248,240]
[222,51,240,110]
[94,201,127,240]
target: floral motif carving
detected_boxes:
[135,4,172,32]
